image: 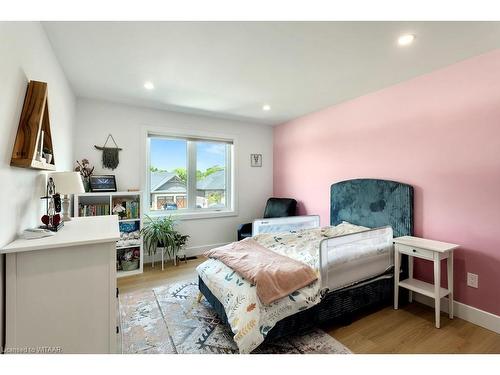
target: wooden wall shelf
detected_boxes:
[10,80,56,171]
[10,158,56,171]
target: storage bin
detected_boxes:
[121,258,139,271]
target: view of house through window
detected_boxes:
[149,138,187,211]
[196,141,227,209]
[148,134,232,212]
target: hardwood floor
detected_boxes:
[118,258,500,354]
[118,257,206,294]
[327,304,500,354]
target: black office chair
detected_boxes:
[237,197,297,241]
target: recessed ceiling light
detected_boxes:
[398,34,416,46]
[262,104,271,111]
[144,81,154,90]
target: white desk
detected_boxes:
[1,216,120,353]
[393,236,459,328]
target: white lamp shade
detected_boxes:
[50,172,85,195]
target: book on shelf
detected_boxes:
[117,200,140,220]
[78,204,110,217]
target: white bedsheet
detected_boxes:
[197,222,373,353]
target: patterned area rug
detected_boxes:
[119,280,352,354]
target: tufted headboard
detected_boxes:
[331,179,414,237]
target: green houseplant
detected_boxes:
[140,215,190,264]
[172,231,190,260]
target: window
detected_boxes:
[146,132,234,217]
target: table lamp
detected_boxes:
[49,172,85,221]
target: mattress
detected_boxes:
[196,221,393,353]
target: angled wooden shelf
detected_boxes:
[11,80,56,171]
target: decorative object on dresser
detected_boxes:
[94,133,122,170]
[89,175,117,192]
[50,172,85,221]
[74,191,144,277]
[10,80,56,171]
[394,236,459,328]
[141,215,190,270]
[1,216,120,353]
[74,158,94,192]
[250,153,262,167]
[20,228,55,240]
[40,176,63,231]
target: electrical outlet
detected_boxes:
[467,272,479,288]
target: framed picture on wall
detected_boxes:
[250,154,262,167]
[89,175,117,192]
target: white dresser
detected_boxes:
[1,216,120,354]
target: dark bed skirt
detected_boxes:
[198,271,406,343]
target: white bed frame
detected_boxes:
[319,226,393,292]
[252,215,320,236]
[252,215,394,293]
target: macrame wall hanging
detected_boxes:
[94,134,122,170]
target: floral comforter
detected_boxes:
[196,222,367,353]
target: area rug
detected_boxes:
[119,279,352,354]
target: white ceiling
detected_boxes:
[43,21,500,125]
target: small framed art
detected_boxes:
[250,154,262,167]
[89,175,117,192]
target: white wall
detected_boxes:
[0,22,76,349]
[75,98,274,255]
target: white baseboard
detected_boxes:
[413,294,500,334]
[184,242,229,257]
[143,242,228,264]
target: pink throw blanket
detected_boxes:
[204,238,318,305]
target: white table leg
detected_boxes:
[448,252,454,319]
[434,254,441,328]
[408,254,413,303]
[394,247,400,310]
[161,248,164,271]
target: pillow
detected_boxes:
[323,221,369,237]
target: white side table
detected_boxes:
[393,236,459,328]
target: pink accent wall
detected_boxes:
[274,49,500,316]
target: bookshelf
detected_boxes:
[74,191,143,278]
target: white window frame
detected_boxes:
[141,125,238,220]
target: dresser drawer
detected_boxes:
[396,243,434,260]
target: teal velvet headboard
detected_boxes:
[330,179,413,237]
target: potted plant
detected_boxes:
[172,231,190,264]
[140,215,190,266]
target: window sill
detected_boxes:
[145,209,238,221]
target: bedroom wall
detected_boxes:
[0,22,76,349]
[274,49,500,316]
[74,98,273,255]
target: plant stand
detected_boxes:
[176,247,187,265]
[161,247,166,270]
[157,247,172,271]
[156,247,187,270]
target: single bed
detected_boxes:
[197,178,413,353]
